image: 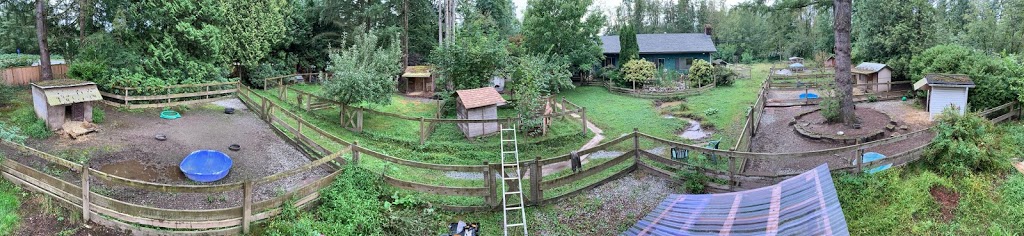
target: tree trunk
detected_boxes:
[36,0,52,80]
[833,0,856,125]
[403,0,409,67]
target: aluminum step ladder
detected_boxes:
[499,124,528,236]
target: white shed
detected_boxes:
[853,62,893,93]
[914,73,975,120]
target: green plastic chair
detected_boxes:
[705,139,722,164]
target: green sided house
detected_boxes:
[599,33,717,74]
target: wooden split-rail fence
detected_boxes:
[2,74,1018,235]
[98,81,240,109]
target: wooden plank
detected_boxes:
[539,134,632,166]
[89,204,242,230]
[354,146,487,172]
[1,163,83,205]
[253,170,340,212]
[256,149,346,185]
[2,159,82,198]
[0,140,83,170]
[250,191,320,222]
[978,102,1016,117]
[541,150,633,190]
[125,96,235,109]
[87,213,241,236]
[88,167,244,193]
[124,89,237,101]
[242,181,252,234]
[87,192,241,221]
[381,175,488,197]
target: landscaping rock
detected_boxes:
[889,120,899,126]
[885,124,896,131]
[891,132,901,137]
[899,125,909,130]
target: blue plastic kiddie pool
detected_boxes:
[180,150,233,182]
[798,92,820,99]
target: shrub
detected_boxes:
[92,108,105,124]
[923,107,1009,176]
[678,171,710,194]
[11,109,50,139]
[619,59,656,88]
[703,107,719,117]
[67,61,108,82]
[688,59,714,87]
[0,122,26,144]
[713,66,736,86]
[820,98,841,123]
[0,54,35,69]
[0,83,15,107]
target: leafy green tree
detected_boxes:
[910,44,1023,110]
[510,54,571,134]
[475,0,519,36]
[852,0,937,80]
[0,1,37,53]
[323,31,402,106]
[223,0,289,67]
[924,108,1009,176]
[618,25,639,65]
[429,15,511,93]
[521,0,606,72]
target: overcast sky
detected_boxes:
[511,0,750,20]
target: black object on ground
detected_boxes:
[155,134,167,141]
[229,144,241,151]
[447,221,480,236]
[224,108,235,114]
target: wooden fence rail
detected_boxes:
[99,81,240,109]
[1,64,69,86]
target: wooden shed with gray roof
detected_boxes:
[599,33,717,73]
[454,87,507,138]
[30,79,102,130]
[852,62,893,92]
[914,73,975,120]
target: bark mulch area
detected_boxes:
[797,108,891,137]
[930,185,960,222]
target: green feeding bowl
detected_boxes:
[161,110,181,120]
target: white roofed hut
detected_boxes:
[30,79,102,136]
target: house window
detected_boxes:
[686,58,694,66]
[603,57,616,67]
[656,58,666,69]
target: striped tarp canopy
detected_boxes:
[622,164,849,236]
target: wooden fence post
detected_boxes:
[855,148,865,174]
[356,107,364,133]
[484,161,496,207]
[279,79,285,98]
[581,107,587,135]
[123,88,129,106]
[352,141,360,165]
[419,118,426,145]
[242,181,253,234]
[530,156,542,205]
[632,128,642,167]
[80,167,90,223]
[728,156,736,190]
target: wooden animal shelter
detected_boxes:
[30,79,102,132]
[400,66,435,97]
[454,87,507,138]
[914,73,975,120]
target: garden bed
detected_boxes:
[791,108,892,144]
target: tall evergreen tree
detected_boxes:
[618,25,639,65]
[852,0,937,80]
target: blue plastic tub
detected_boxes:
[180,150,233,183]
[799,92,820,99]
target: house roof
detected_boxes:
[31,79,101,106]
[454,87,507,109]
[600,34,717,54]
[402,66,432,78]
[914,73,975,90]
[852,62,889,74]
[621,164,849,235]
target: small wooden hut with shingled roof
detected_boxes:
[454,87,507,138]
[914,73,975,120]
[30,79,102,130]
[400,65,435,97]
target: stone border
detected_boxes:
[789,109,890,145]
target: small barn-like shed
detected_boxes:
[914,73,974,120]
[400,66,434,97]
[824,56,836,68]
[788,57,804,63]
[454,87,507,138]
[30,79,102,130]
[852,62,892,93]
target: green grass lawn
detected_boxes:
[0,179,21,235]
[559,86,684,140]
[682,63,770,147]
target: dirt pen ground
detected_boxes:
[747,100,935,174]
[13,98,330,210]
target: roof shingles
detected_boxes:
[455,87,507,109]
[600,34,717,54]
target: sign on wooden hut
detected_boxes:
[454,87,507,138]
[30,79,102,136]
